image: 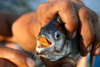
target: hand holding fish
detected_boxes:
[36,0,100,67]
[37,0,100,56]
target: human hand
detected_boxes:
[0,45,35,67]
[11,12,38,52]
[40,56,77,67]
[36,0,100,56]
[36,0,100,67]
[0,12,38,52]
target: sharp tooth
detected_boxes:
[38,36,52,48]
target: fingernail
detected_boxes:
[87,44,92,52]
[62,63,72,67]
[72,31,76,39]
[68,31,76,39]
[95,47,100,54]
[26,58,35,67]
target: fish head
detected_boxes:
[36,17,69,61]
[36,16,80,61]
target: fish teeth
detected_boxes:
[36,47,45,53]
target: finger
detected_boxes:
[92,28,100,56]
[36,0,78,39]
[0,45,35,67]
[40,56,60,67]
[78,7,95,56]
[56,57,77,67]
[88,10,100,55]
[58,0,78,39]
[40,56,76,67]
[0,58,17,67]
[91,16,100,55]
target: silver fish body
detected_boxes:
[36,16,81,61]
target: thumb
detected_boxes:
[56,57,77,67]
[0,58,17,67]
[40,56,76,67]
[0,45,35,67]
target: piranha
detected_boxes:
[34,15,94,67]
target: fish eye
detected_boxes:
[54,31,60,40]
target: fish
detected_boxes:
[34,15,94,67]
[36,15,81,61]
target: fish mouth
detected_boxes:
[36,36,68,61]
[37,36,52,48]
[36,36,55,54]
[36,40,68,61]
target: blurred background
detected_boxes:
[0,0,100,67]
